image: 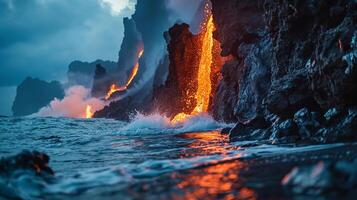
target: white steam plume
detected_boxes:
[35,85,105,118]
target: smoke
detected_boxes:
[166,0,203,24]
[116,0,204,101]
[35,85,105,118]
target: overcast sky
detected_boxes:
[0,0,135,115]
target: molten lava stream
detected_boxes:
[85,105,93,119]
[105,50,144,100]
[171,14,215,124]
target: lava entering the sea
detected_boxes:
[105,49,144,100]
[85,105,93,119]
[171,4,215,124]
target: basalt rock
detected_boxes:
[229,106,357,144]
[91,64,114,98]
[152,23,201,117]
[211,0,356,141]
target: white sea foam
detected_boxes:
[119,112,229,135]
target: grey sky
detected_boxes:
[0,0,135,115]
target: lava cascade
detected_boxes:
[85,105,93,119]
[105,50,144,100]
[171,5,215,124]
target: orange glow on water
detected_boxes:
[85,105,93,119]
[105,49,144,100]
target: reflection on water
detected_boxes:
[2,117,353,200]
[170,161,256,200]
[176,131,242,158]
[168,131,256,200]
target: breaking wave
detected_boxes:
[120,112,229,135]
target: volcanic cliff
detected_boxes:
[211,0,356,142]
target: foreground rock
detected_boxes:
[229,106,357,144]
[283,159,357,195]
[0,150,54,176]
[12,77,64,116]
[0,151,54,199]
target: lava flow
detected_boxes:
[171,10,215,124]
[105,50,144,100]
[85,105,93,119]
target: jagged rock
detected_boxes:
[0,150,54,176]
[210,0,356,145]
[282,159,357,194]
[269,119,300,143]
[212,60,242,122]
[152,23,201,117]
[91,64,114,98]
[12,77,64,116]
[67,60,117,88]
[229,115,271,141]
[293,108,323,138]
[117,17,143,76]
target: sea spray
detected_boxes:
[120,111,229,135]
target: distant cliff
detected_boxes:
[67,59,117,88]
[12,77,65,116]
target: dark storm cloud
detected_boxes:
[0,0,134,86]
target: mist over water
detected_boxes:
[35,86,106,118]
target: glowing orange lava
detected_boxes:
[105,49,144,100]
[85,105,93,119]
[172,7,215,124]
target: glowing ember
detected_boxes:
[171,6,215,124]
[105,50,144,100]
[85,105,93,119]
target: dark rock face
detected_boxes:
[12,77,64,116]
[91,64,113,98]
[152,23,201,117]
[117,17,143,77]
[67,59,117,88]
[230,106,357,144]
[211,0,356,142]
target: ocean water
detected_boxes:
[0,114,355,200]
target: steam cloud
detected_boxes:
[35,86,105,118]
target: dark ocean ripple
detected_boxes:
[0,116,356,200]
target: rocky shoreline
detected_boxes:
[211,0,356,144]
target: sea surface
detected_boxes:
[0,114,356,200]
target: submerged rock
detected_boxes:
[0,151,54,200]
[0,150,54,176]
[282,159,357,195]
